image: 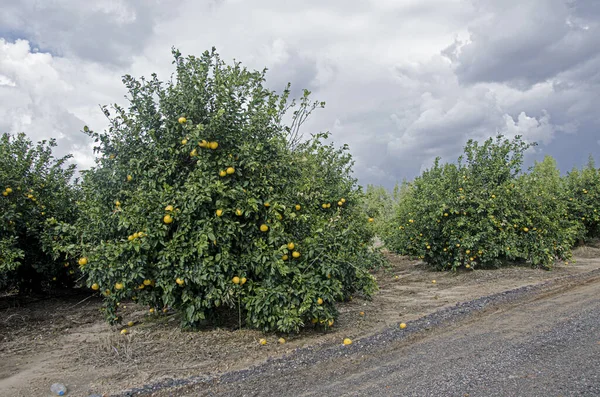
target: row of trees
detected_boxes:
[2,47,597,332]
[380,136,599,270]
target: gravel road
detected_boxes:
[118,270,600,397]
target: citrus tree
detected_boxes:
[0,132,80,292]
[564,156,600,242]
[384,135,577,270]
[361,184,394,238]
[54,48,381,332]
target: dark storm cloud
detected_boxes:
[0,0,179,65]
[445,0,600,88]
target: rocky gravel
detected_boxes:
[114,268,600,397]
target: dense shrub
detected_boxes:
[0,133,80,292]
[384,135,578,270]
[52,48,382,332]
[564,156,600,242]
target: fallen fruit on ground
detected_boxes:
[343,338,352,345]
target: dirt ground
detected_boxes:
[2,246,600,397]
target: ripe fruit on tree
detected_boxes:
[178,117,187,124]
[78,257,88,266]
[65,49,383,335]
[317,297,323,305]
[91,283,99,290]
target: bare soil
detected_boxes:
[2,246,600,397]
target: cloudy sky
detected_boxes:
[1,0,598,189]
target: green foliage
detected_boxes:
[56,48,380,332]
[564,156,600,242]
[384,135,578,270]
[362,184,394,237]
[0,133,80,292]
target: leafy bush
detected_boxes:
[384,135,578,270]
[362,184,394,238]
[564,156,600,242]
[54,48,381,332]
[0,133,80,292]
